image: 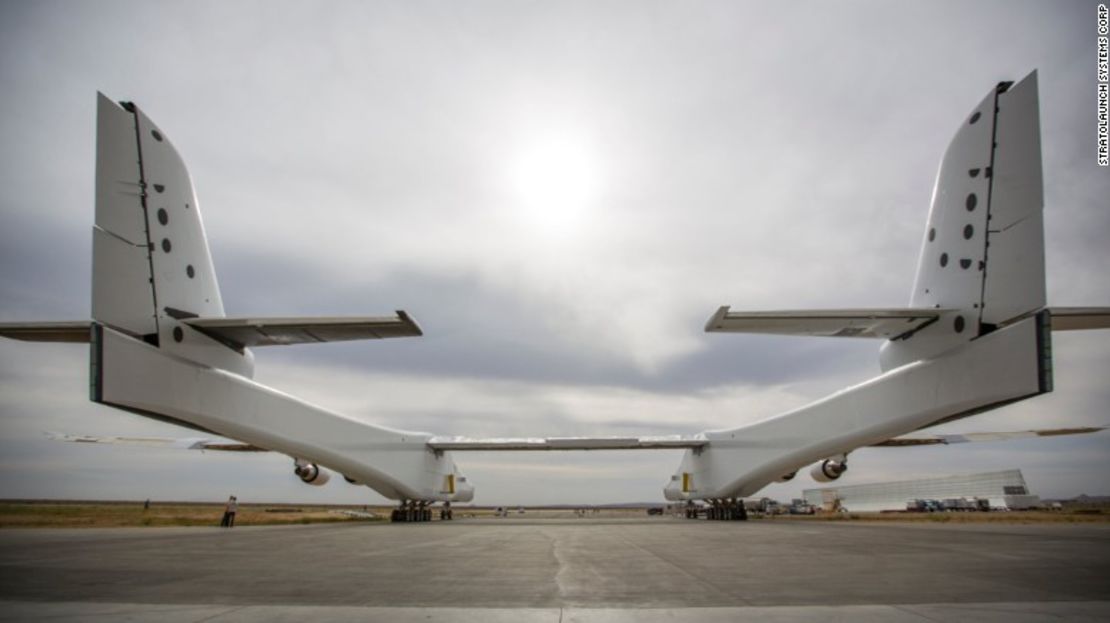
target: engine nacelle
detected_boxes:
[294,462,331,486]
[810,459,847,483]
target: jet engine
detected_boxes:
[810,458,847,483]
[294,461,331,486]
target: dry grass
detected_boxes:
[0,502,386,528]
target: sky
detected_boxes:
[0,0,1107,506]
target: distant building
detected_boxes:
[803,469,1040,512]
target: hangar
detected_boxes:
[803,469,1041,512]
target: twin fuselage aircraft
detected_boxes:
[2,71,1108,522]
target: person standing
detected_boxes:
[221,495,237,528]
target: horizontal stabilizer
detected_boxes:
[872,426,1105,447]
[182,311,422,348]
[704,306,950,339]
[428,435,708,451]
[1048,307,1110,331]
[46,432,268,452]
[0,321,91,343]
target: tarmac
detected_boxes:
[1,517,1109,621]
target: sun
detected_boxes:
[508,134,602,236]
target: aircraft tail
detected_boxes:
[886,71,1046,368]
[706,71,1109,367]
[92,94,251,376]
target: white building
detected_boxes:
[803,469,1040,512]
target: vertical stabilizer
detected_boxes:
[881,71,1045,370]
[92,94,251,377]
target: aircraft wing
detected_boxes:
[0,321,90,343]
[1048,307,1110,331]
[46,432,268,452]
[871,426,1106,447]
[180,311,422,347]
[1,312,422,348]
[427,436,708,451]
[704,306,952,339]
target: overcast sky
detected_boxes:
[1,0,1107,506]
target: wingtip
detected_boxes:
[704,305,731,333]
[396,310,423,337]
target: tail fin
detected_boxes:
[882,71,1045,369]
[706,72,1049,371]
[93,93,250,376]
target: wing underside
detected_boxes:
[702,306,1110,339]
[0,322,91,343]
[49,425,1101,454]
[1048,307,1110,331]
[182,311,422,347]
[46,433,268,452]
[872,426,1106,447]
[1,313,422,347]
[704,307,950,339]
[427,436,708,451]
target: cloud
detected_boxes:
[1,1,1108,504]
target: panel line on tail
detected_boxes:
[124,100,163,345]
[977,80,1009,331]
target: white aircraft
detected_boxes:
[2,71,1108,521]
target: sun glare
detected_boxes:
[508,134,601,236]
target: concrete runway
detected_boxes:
[2,518,1109,621]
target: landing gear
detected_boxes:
[390,500,454,522]
[439,501,453,521]
[685,501,699,519]
[687,498,747,521]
